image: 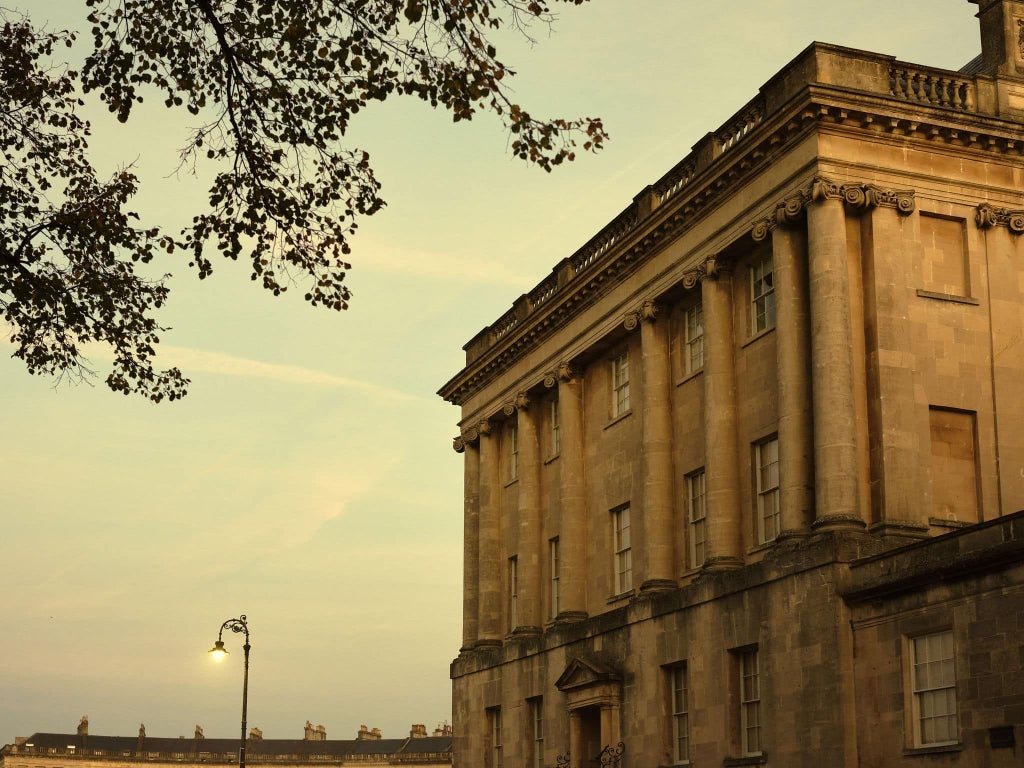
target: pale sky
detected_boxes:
[2,0,979,745]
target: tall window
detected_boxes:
[911,630,958,746]
[508,422,519,481]
[684,302,704,373]
[529,697,544,768]
[612,504,632,594]
[738,648,761,756]
[687,469,707,568]
[612,350,631,416]
[549,538,560,620]
[669,663,690,764]
[508,557,519,631]
[751,253,776,333]
[550,397,561,456]
[487,708,503,768]
[755,437,780,544]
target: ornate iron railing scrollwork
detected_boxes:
[597,742,625,767]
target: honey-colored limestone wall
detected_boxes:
[444,11,1024,765]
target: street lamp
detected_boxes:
[209,615,251,768]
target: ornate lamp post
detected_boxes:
[209,615,251,768]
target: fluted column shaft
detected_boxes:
[772,220,815,535]
[701,268,743,568]
[461,439,480,650]
[807,193,863,528]
[476,424,503,646]
[557,372,588,622]
[640,307,677,590]
[514,402,543,634]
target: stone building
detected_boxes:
[0,722,452,768]
[437,1,1024,766]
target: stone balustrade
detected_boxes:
[890,62,975,110]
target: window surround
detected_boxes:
[549,538,560,620]
[667,662,690,765]
[549,396,561,458]
[754,437,780,545]
[611,349,631,418]
[907,629,958,748]
[750,252,776,334]
[508,421,519,482]
[684,301,704,375]
[611,504,633,595]
[687,469,707,569]
[486,707,503,768]
[732,646,762,758]
[508,556,519,632]
[528,697,544,768]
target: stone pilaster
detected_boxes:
[807,178,865,530]
[863,193,923,531]
[754,196,814,536]
[637,300,677,591]
[977,202,1024,513]
[552,364,588,623]
[513,393,543,635]
[698,258,744,569]
[475,419,503,646]
[455,430,480,650]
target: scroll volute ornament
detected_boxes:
[752,192,806,242]
[680,254,721,289]
[976,203,1024,234]
[811,175,914,215]
[452,435,465,453]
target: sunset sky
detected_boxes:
[2,0,979,744]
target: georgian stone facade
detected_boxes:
[438,2,1024,766]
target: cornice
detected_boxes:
[439,89,1024,409]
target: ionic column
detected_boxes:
[514,393,543,635]
[755,199,814,536]
[455,431,480,650]
[554,364,588,623]
[637,300,677,591]
[700,259,743,569]
[807,179,864,530]
[475,419,503,646]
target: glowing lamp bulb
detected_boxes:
[209,640,228,661]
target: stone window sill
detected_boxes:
[606,589,633,605]
[503,477,519,489]
[741,326,775,349]
[903,743,961,757]
[916,288,979,305]
[543,452,560,466]
[676,368,703,387]
[723,754,766,766]
[604,410,633,430]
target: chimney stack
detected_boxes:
[76,717,89,737]
[969,0,1024,77]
